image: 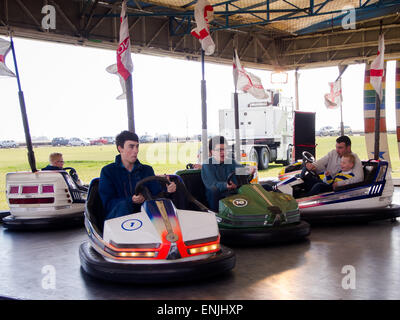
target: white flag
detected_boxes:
[0,38,15,77]
[106,64,126,100]
[324,79,342,109]
[191,0,215,56]
[107,0,133,99]
[233,49,268,100]
[370,34,385,101]
[117,0,133,81]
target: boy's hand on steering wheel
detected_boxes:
[227,181,237,190]
[167,182,176,193]
[164,175,177,193]
[132,194,145,204]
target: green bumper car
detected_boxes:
[175,167,310,246]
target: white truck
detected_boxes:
[219,91,294,170]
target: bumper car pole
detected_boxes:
[233,49,241,162]
[201,49,208,165]
[10,35,37,173]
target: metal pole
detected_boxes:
[374,22,383,161]
[10,36,37,172]
[340,101,344,136]
[294,68,299,110]
[125,74,135,133]
[374,92,381,161]
[201,50,208,164]
[233,48,241,162]
[233,91,241,161]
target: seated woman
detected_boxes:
[201,136,254,211]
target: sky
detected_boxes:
[0,37,398,142]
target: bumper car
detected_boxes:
[270,151,400,224]
[0,210,10,220]
[2,167,87,230]
[175,165,310,246]
[79,176,236,284]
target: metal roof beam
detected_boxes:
[49,0,80,34]
[83,0,99,32]
[297,1,400,34]
[146,20,168,47]
[284,38,400,56]
[15,0,41,29]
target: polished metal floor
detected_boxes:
[0,189,399,300]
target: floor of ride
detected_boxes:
[0,189,399,300]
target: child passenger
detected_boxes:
[306,153,356,196]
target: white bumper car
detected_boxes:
[79,176,236,283]
[272,152,400,224]
[3,168,87,230]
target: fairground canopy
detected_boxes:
[0,0,399,70]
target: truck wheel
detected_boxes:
[249,148,258,166]
[282,145,293,166]
[258,147,269,170]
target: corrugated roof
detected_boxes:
[119,0,384,35]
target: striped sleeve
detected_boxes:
[333,171,355,186]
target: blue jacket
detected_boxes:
[99,155,162,219]
[201,157,243,192]
[42,165,62,171]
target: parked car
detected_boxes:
[101,136,115,144]
[68,137,89,146]
[154,134,171,143]
[90,137,108,145]
[336,125,352,136]
[51,137,69,146]
[139,135,154,143]
[0,140,18,148]
[318,126,336,136]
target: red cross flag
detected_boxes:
[233,49,268,100]
[117,0,133,81]
[0,38,15,77]
[370,34,385,101]
[106,0,133,99]
[324,79,342,109]
[191,0,215,55]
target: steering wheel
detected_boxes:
[63,167,79,182]
[300,151,320,180]
[302,151,315,164]
[186,163,194,169]
[227,170,254,188]
[134,175,174,201]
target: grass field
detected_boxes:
[1,135,399,210]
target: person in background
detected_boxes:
[302,135,363,192]
[306,153,356,196]
[42,152,64,170]
[201,135,255,211]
